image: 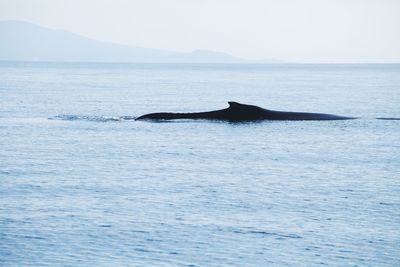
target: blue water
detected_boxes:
[0,62,399,266]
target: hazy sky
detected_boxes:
[1,0,399,63]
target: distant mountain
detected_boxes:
[0,20,282,63]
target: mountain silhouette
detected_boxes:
[0,20,282,63]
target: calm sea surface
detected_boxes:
[0,62,399,266]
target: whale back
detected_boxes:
[136,101,355,121]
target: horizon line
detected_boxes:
[1,60,400,65]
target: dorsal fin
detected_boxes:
[228,101,246,108]
[228,101,268,111]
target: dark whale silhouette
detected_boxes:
[136,102,356,121]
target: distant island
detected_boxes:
[0,20,282,63]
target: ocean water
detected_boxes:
[0,62,399,266]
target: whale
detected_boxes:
[136,102,356,121]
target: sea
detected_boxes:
[0,62,399,266]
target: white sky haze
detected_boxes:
[0,0,399,63]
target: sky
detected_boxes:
[0,0,399,63]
